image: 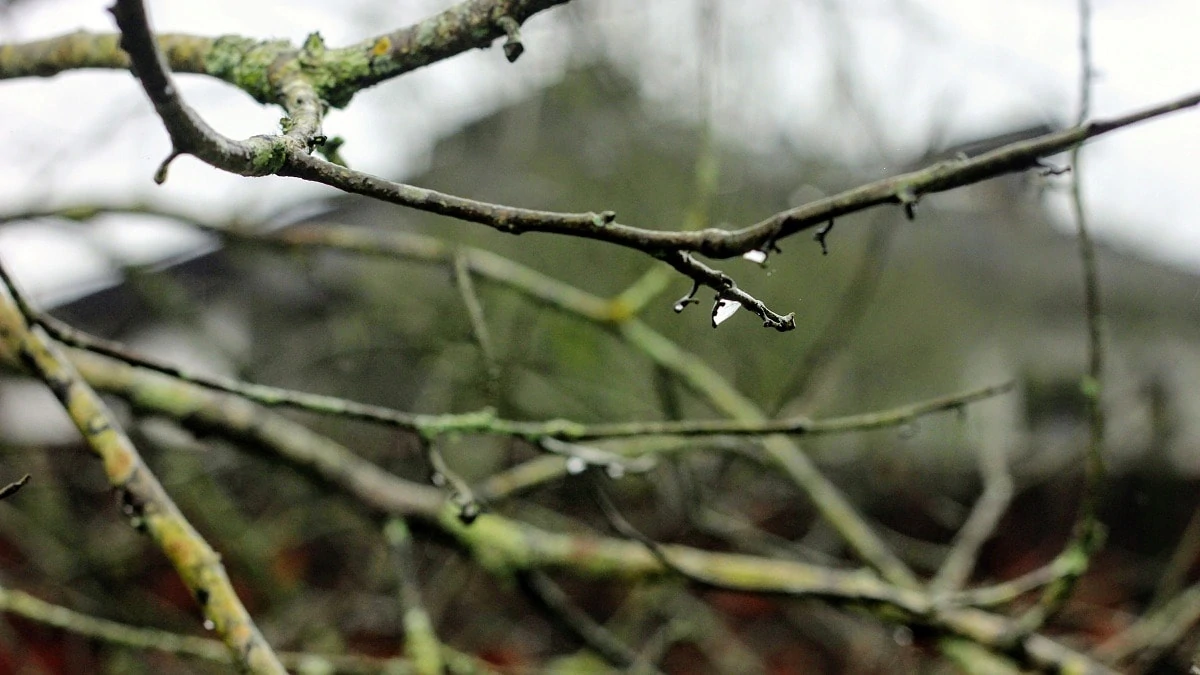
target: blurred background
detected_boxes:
[1,0,1199,672]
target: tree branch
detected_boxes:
[0,262,285,674]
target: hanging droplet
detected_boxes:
[605,463,626,479]
[742,249,768,264]
[565,457,588,475]
[673,302,686,313]
[898,423,917,440]
[430,472,447,487]
[203,619,215,631]
[711,299,741,327]
[458,502,481,525]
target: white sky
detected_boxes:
[0,0,1197,305]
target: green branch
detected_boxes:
[0,584,494,674]
[0,264,285,673]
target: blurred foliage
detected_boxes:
[4,66,1200,672]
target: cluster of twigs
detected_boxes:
[0,0,1199,672]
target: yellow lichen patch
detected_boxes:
[371,37,391,58]
[100,439,136,484]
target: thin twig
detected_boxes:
[1014,0,1107,636]
[384,518,444,675]
[0,474,30,500]
[420,437,480,524]
[516,570,641,668]
[49,327,1119,674]
[14,296,1010,442]
[1099,579,1200,669]
[772,219,895,413]
[453,252,502,401]
[931,439,1015,594]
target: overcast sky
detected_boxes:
[1,0,1197,305]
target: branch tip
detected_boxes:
[496,16,524,63]
[673,281,700,313]
[814,219,835,255]
[154,151,181,185]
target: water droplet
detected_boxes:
[892,626,913,647]
[711,299,741,327]
[898,423,917,440]
[742,249,767,264]
[673,302,686,313]
[458,502,481,524]
[203,619,215,631]
[565,457,587,475]
[605,463,626,479]
[430,472,447,487]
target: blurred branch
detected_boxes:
[1098,580,1200,669]
[421,436,481,524]
[384,518,444,675]
[615,318,922,589]
[0,474,29,500]
[1014,0,1107,637]
[0,263,285,673]
[516,570,640,668]
[938,638,1024,675]
[8,269,1010,442]
[16,204,920,588]
[946,555,1081,610]
[772,220,895,413]
[0,583,492,675]
[2,3,1198,328]
[930,439,1014,594]
[1151,501,1200,611]
[453,252,502,402]
[52,326,1115,673]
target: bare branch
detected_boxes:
[0,262,285,674]
[0,583,490,674]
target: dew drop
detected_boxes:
[430,472,447,487]
[458,502,481,524]
[605,463,626,479]
[203,619,215,631]
[742,249,768,264]
[898,423,917,440]
[565,457,587,475]
[893,625,913,647]
[673,302,686,313]
[711,299,741,327]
